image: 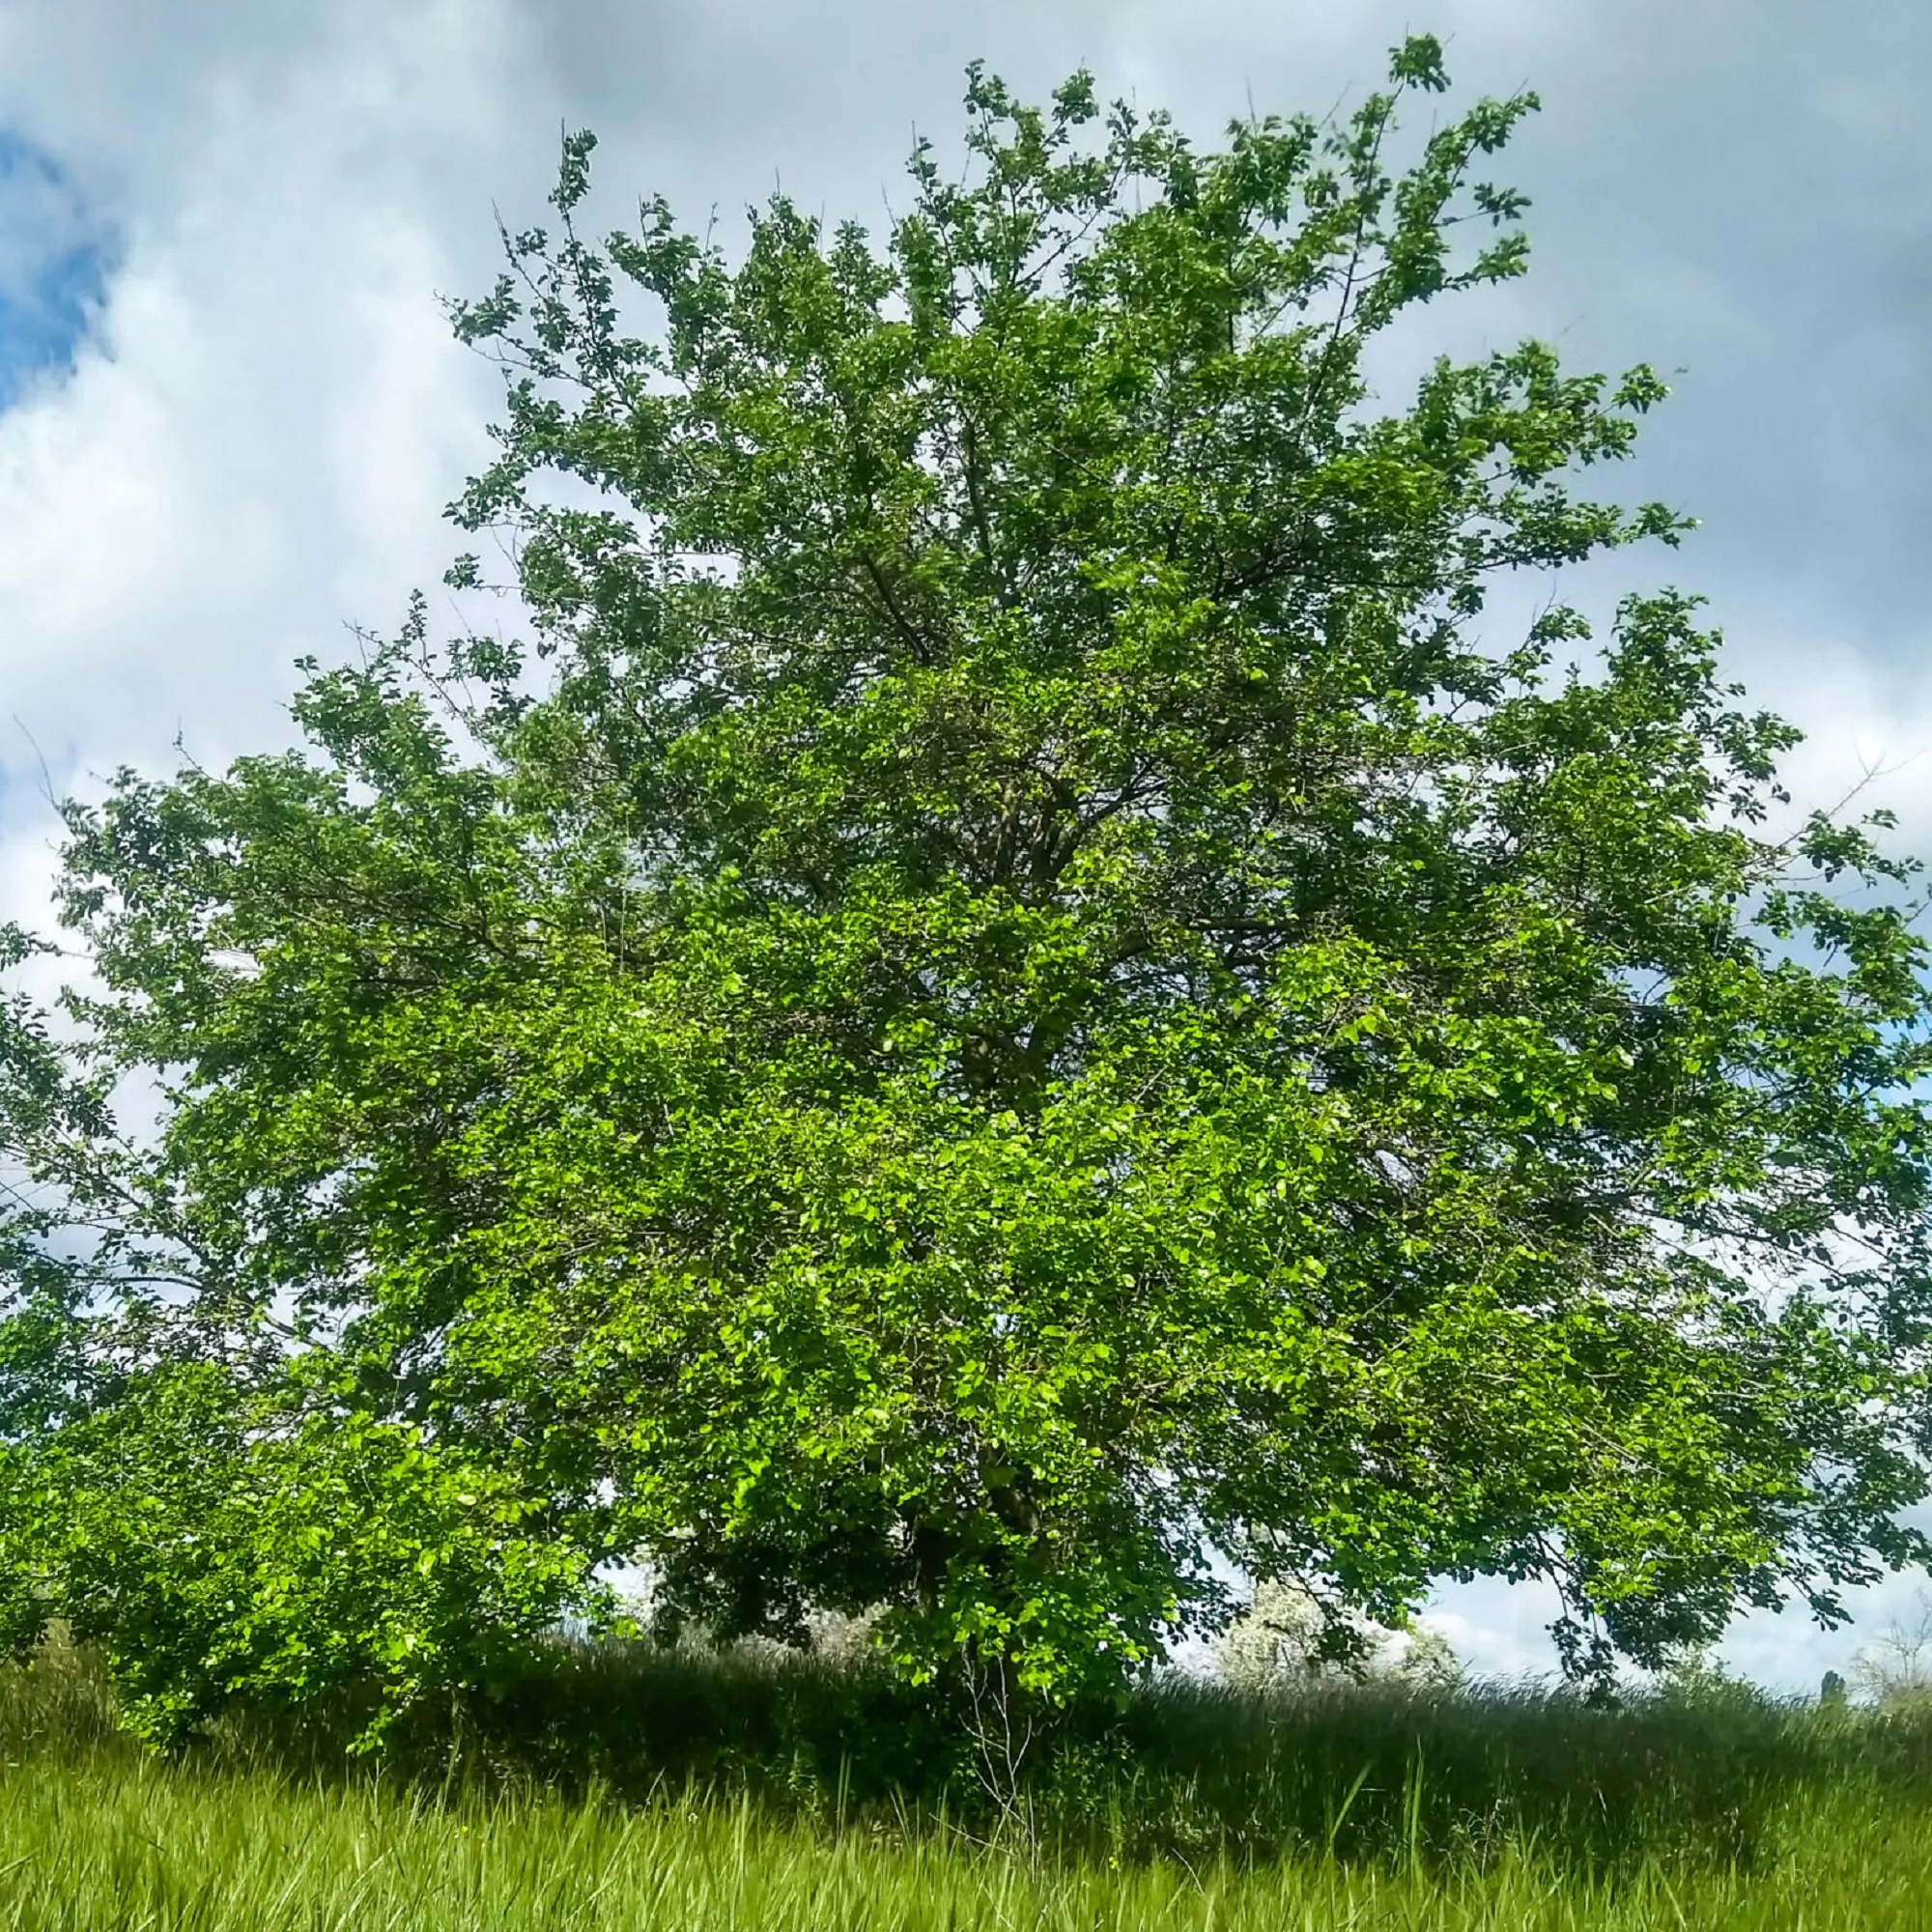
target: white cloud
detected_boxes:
[0,0,558,810]
[1416,1588,1568,1687]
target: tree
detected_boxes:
[5,35,1932,1744]
[1211,1577,1463,1693]
[1648,1640,1768,1714]
[1213,1578,1330,1693]
[1849,1586,1932,1709]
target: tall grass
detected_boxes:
[7,1632,1932,1926]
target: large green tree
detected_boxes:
[6,36,1932,1740]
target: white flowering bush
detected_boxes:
[1212,1579,1463,1695]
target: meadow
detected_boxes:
[5,1630,1932,1928]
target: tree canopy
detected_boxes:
[5,35,1932,1742]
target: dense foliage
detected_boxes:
[4,35,1932,1742]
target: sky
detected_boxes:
[2,0,1931,1694]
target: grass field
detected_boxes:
[7,1633,1932,1927]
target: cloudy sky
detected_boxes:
[3,0,1930,1692]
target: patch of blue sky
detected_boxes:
[0,128,116,410]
